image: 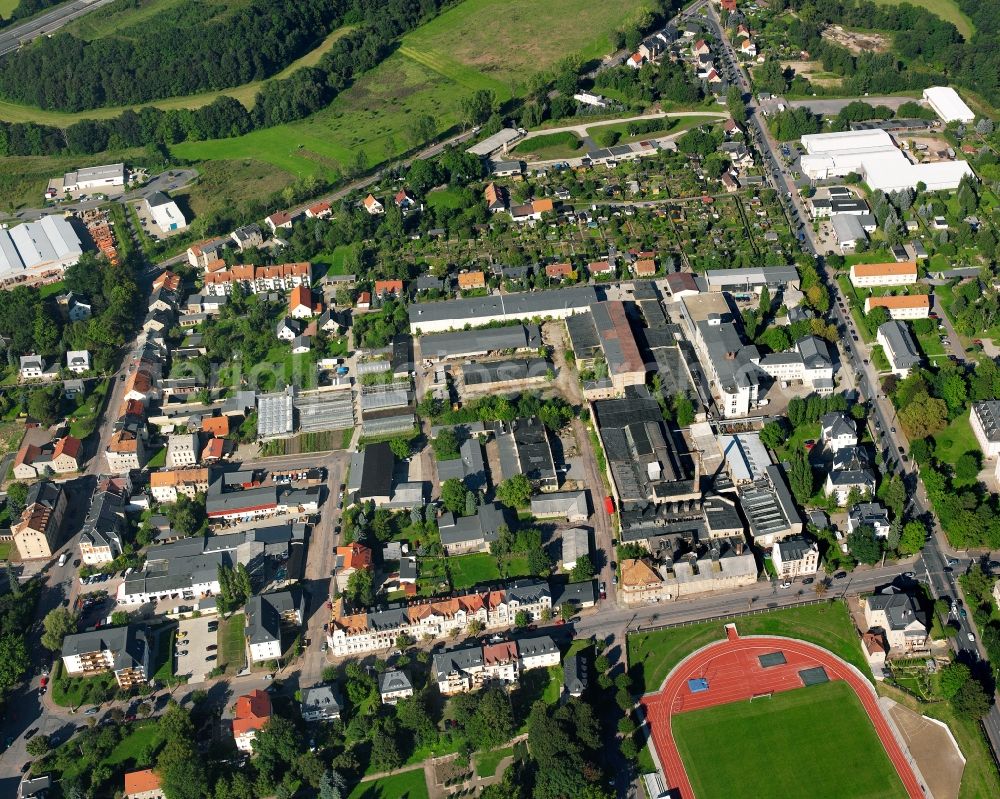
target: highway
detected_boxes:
[0,0,114,57]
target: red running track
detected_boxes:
[639,632,924,799]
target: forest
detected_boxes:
[0,0,446,157]
[0,0,343,111]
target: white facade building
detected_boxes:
[922,86,975,124]
[62,163,126,193]
[145,192,188,233]
[0,216,83,287]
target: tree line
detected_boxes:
[0,0,450,157]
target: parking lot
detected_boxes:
[174,616,220,684]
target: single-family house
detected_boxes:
[863,590,928,654]
[301,683,343,721]
[276,317,301,341]
[363,194,384,215]
[820,412,858,452]
[289,285,315,319]
[233,690,272,752]
[378,670,414,704]
[124,769,164,799]
[266,211,295,232]
[848,502,892,539]
[66,350,90,374]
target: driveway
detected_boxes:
[174,616,219,684]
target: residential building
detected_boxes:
[970,401,1000,459]
[12,481,67,560]
[865,294,930,320]
[863,590,928,654]
[378,670,414,704]
[245,590,303,663]
[305,201,332,219]
[266,211,295,232]
[203,262,312,297]
[825,446,877,506]
[187,242,226,270]
[491,160,524,177]
[374,279,403,298]
[432,635,559,694]
[439,502,510,555]
[19,355,46,380]
[124,769,164,799]
[18,776,51,799]
[757,336,835,394]
[231,224,264,251]
[289,285,314,319]
[105,429,146,473]
[79,477,129,565]
[233,690,272,753]
[145,192,187,232]
[65,350,90,374]
[166,433,199,468]
[771,537,819,578]
[363,194,384,215]
[563,654,588,697]
[13,435,82,478]
[620,558,667,604]
[877,321,922,377]
[335,542,373,575]
[848,502,892,539]
[832,214,868,251]
[61,624,150,687]
[300,683,343,721]
[850,262,918,289]
[457,270,487,291]
[820,413,858,452]
[119,522,304,605]
[149,468,210,503]
[328,580,552,656]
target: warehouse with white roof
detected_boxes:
[922,86,975,124]
[800,129,973,192]
[0,215,83,287]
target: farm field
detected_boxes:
[872,0,974,38]
[402,0,657,87]
[0,25,355,124]
[673,681,908,799]
[628,601,872,694]
[0,0,18,20]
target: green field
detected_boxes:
[218,612,246,673]
[629,601,872,694]
[0,0,17,20]
[426,187,467,210]
[673,681,907,799]
[402,0,656,87]
[448,553,502,589]
[585,114,723,146]
[348,769,429,799]
[872,0,973,38]
[105,722,165,766]
[933,411,979,467]
[512,131,583,160]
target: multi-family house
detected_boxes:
[12,481,67,560]
[149,468,210,503]
[233,690,272,753]
[300,683,343,721]
[61,625,150,688]
[378,670,414,704]
[771,536,819,578]
[244,590,303,663]
[863,590,928,654]
[79,477,129,565]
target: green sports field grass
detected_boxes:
[628,601,873,694]
[872,0,973,38]
[673,681,908,799]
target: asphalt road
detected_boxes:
[0,0,114,57]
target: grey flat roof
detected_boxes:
[409,287,598,328]
[833,214,866,242]
[421,324,539,359]
[704,266,798,286]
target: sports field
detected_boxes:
[872,0,973,38]
[673,681,908,799]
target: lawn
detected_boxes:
[776,421,820,462]
[933,411,978,467]
[915,328,946,360]
[426,187,467,210]
[628,601,872,695]
[0,0,18,20]
[68,380,110,439]
[312,244,355,277]
[151,627,175,683]
[872,0,973,38]
[146,446,167,469]
[0,541,11,561]
[448,553,501,589]
[105,722,166,766]
[673,681,907,799]
[512,131,583,160]
[475,745,515,778]
[218,612,246,673]
[348,769,429,799]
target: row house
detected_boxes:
[203,262,313,297]
[328,580,552,656]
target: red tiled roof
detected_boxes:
[289,285,312,311]
[374,280,403,295]
[124,769,161,795]
[233,690,272,737]
[53,435,82,460]
[337,543,372,571]
[545,262,572,278]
